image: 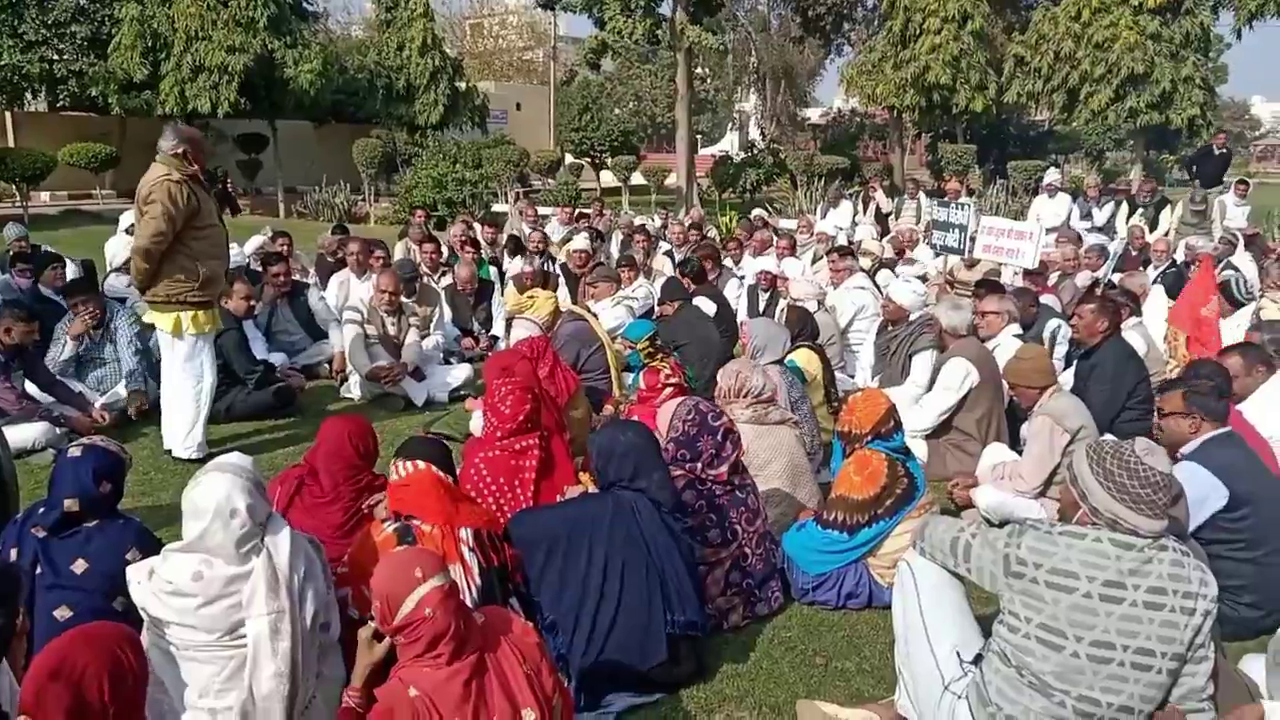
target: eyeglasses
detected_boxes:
[1155,409,1200,422]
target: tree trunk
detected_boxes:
[888,110,906,189]
[955,119,965,144]
[1129,131,1146,192]
[105,115,126,197]
[268,120,286,219]
[672,0,698,212]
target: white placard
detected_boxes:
[972,215,1042,270]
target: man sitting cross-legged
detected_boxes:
[210,275,305,424]
[0,305,110,456]
[443,260,504,362]
[43,276,158,423]
[254,251,347,381]
[340,269,474,407]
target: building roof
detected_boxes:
[1251,137,1280,147]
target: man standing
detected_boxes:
[256,252,347,380]
[1069,294,1155,439]
[130,122,228,462]
[1183,129,1233,192]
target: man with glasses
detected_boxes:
[1154,374,1280,642]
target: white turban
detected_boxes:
[749,207,770,220]
[104,233,133,273]
[885,276,928,313]
[815,219,838,237]
[858,238,884,259]
[1042,167,1063,189]
[852,224,879,245]
[788,278,826,303]
[242,233,268,258]
[228,243,248,269]
[751,255,780,277]
[779,257,807,280]
[633,215,653,228]
[894,261,929,279]
[115,209,136,235]
[564,233,593,253]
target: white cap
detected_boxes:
[885,276,928,313]
[228,243,248,269]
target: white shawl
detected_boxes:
[127,453,344,720]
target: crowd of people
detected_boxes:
[3,121,1280,718]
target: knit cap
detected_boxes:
[1068,437,1174,538]
[2,222,28,245]
[1219,274,1257,310]
[1003,344,1057,389]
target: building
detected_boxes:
[1250,95,1280,132]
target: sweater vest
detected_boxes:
[924,336,1010,482]
[746,286,780,320]
[445,278,496,338]
[1123,196,1172,233]
[266,281,328,344]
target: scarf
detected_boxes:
[267,414,387,568]
[783,305,843,417]
[625,364,692,432]
[714,358,798,428]
[563,303,623,397]
[743,317,793,365]
[17,621,148,719]
[368,548,571,719]
[507,421,708,710]
[871,314,939,387]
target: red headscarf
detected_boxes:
[460,340,578,525]
[368,547,571,719]
[1167,254,1223,360]
[623,364,691,432]
[18,620,147,719]
[268,414,387,566]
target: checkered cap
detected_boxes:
[1070,437,1173,537]
[2,222,27,243]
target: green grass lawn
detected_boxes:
[5,204,1271,717]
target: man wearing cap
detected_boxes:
[442,260,503,360]
[739,255,784,322]
[0,222,40,275]
[827,251,882,381]
[1154,375,1280,642]
[948,343,1099,524]
[341,269,473,408]
[1069,293,1154,439]
[856,437,1216,719]
[101,210,146,315]
[675,257,738,357]
[556,232,595,308]
[24,251,70,354]
[1114,177,1173,241]
[1170,189,1214,258]
[582,263,635,338]
[855,276,939,411]
[654,280,729,398]
[1027,167,1074,247]
[1220,273,1259,347]
[254,251,347,380]
[900,296,1007,481]
[614,254,656,320]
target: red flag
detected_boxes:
[1166,254,1222,360]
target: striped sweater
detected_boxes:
[916,516,1218,719]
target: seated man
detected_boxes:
[313,223,349,290]
[582,263,636,338]
[443,260,504,361]
[903,297,1009,482]
[1155,375,1280,642]
[44,277,158,421]
[24,251,69,353]
[675,257,738,358]
[1107,286,1166,384]
[507,287,619,413]
[268,229,313,282]
[0,222,41,274]
[614,253,656,319]
[255,251,347,380]
[211,276,304,424]
[1010,286,1070,373]
[1219,340,1280,459]
[323,236,375,315]
[856,276,939,410]
[852,437,1216,719]
[948,344,1099,524]
[341,269,473,407]
[0,251,33,303]
[655,281,731,399]
[1069,294,1154,439]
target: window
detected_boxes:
[515,102,522,112]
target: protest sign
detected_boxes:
[972,215,1041,269]
[929,199,973,256]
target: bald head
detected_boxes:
[373,268,403,312]
[1118,271,1150,300]
[453,261,479,294]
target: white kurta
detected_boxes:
[828,273,883,381]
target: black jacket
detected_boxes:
[1071,333,1154,440]
[23,284,67,355]
[1183,144,1232,190]
[214,307,285,397]
[658,302,730,399]
[1152,261,1188,301]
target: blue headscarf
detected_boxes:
[781,427,926,576]
[0,437,162,656]
[620,318,658,372]
[507,420,707,711]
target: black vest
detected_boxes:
[1123,195,1172,233]
[692,284,738,354]
[559,262,585,306]
[1017,304,1064,360]
[445,279,496,338]
[1185,431,1280,640]
[712,267,733,294]
[264,281,328,344]
[746,285,780,320]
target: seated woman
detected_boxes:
[715,358,823,537]
[780,388,936,610]
[508,421,708,713]
[342,434,534,622]
[0,437,161,656]
[338,547,572,719]
[656,396,785,631]
[127,453,345,718]
[783,305,843,448]
[742,317,824,471]
[460,337,581,525]
[619,319,692,432]
[0,562,22,717]
[17,620,148,718]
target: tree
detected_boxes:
[57,142,121,204]
[639,163,671,211]
[609,155,640,210]
[556,74,643,192]
[352,137,390,209]
[1217,97,1264,153]
[436,0,555,84]
[0,149,58,224]
[395,137,509,220]
[0,0,121,111]
[1004,0,1217,186]
[545,0,726,210]
[365,0,488,133]
[842,0,1002,187]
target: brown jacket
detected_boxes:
[130,155,229,310]
[924,335,1009,482]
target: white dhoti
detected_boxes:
[892,548,982,720]
[341,361,474,407]
[289,340,334,368]
[155,328,216,460]
[26,378,158,413]
[2,420,68,457]
[968,443,1051,524]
